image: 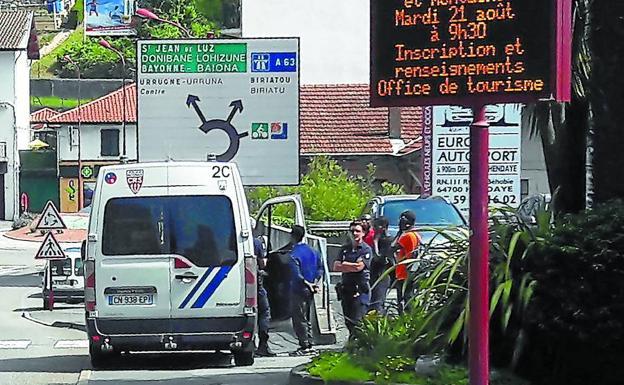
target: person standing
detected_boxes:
[361,214,375,248]
[334,221,373,337]
[394,210,421,312]
[369,216,392,314]
[288,225,324,356]
[254,237,276,357]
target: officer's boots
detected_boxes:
[256,331,276,357]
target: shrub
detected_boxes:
[520,200,624,384]
[247,156,404,221]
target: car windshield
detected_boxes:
[102,195,238,267]
[381,199,465,227]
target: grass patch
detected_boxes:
[307,352,531,385]
[31,95,93,110]
[31,27,84,79]
[38,33,56,48]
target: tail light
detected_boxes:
[244,256,257,309]
[84,259,96,312]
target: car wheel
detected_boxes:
[233,349,254,366]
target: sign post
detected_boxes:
[370,1,572,384]
[35,201,67,311]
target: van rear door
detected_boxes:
[95,167,171,322]
[168,164,246,324]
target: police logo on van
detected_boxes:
[126,169,144,194]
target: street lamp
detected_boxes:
[98,39,127,162]
[135,8,193,38]
[63,55,83,211]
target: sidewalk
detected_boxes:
[4,214,88,243]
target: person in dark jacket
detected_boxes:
[254,237,276,357]
[369,216,392,314]
[288,225,324,356]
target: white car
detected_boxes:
[41,247,85,310]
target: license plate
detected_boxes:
[108,294,154,306]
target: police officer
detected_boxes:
[254,237,276,357]
[334,221,373,337]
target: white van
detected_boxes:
[82,162,258,367]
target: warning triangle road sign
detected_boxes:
[35,201,67,230]
[35,232,66,260]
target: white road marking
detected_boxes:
[0,340,31,349]
[54,340,89,349]
[0,265,27,276]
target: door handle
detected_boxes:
[175,274,198,280]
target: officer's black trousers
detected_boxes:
[341,296,366,336]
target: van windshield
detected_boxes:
[102,195,238,267]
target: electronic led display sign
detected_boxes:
[370,0,571,107]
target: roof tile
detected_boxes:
[0,11,33,50]
[48,83,423,155]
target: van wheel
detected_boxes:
[233,350,254,366]
[89,343,110,369]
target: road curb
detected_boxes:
[22,311,85,331]
[76,370,91,385]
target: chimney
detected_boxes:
[388,107,402,139]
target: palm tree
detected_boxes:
[522,0,591,214]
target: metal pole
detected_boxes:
[469,105,489,385]
[48,262,54,310]
[65,56,82,211]
[119,52,127,161]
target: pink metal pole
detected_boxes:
[469,105,490,385]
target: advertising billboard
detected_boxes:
[85,0,136,36]
[137,38,300,185]
[425,104,522,218]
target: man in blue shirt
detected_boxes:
[288,225,323,355]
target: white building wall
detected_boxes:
[0,51,20,221]
[14,50,31,152]
[58,124,138,162]
[520,124,550,197]
[241,0,370,85]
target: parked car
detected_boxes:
[41,247,84,309]
[362,195,467,242]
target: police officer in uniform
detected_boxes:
[334,221,373,337]
[254,237,276,357]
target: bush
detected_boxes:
[520,200,624,384]
[55,37,135,79]
[247,156,404,221]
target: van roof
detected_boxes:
[101,161,236,172]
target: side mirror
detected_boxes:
[81,239,86,260]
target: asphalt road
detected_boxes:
[0,229,316,385]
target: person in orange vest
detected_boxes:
[394,210,421,313]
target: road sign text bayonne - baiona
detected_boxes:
[370,0,570,106]
[140,43,247,73]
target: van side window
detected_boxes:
[102,196,238,266]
